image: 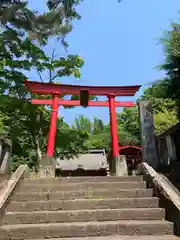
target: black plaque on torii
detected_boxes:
[138,100,159,170]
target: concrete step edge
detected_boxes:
[5,208,164,215]
[24,176,143,182]
[13,189,153,200]
[9,197,159,204]
[23,236,179,240]
[21,181,145,185]
[15,188,152,195]
[2,208,165,224]
[26,176,143,179]
[0,221,173,238]
[0,220,173,229]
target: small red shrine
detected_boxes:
[25,80,141,162]
[119,145,142,164]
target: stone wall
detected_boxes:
[141,162,180,236]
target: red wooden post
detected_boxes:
[47,95,59,157]
[108,94,120,161]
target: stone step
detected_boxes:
[25,236,179,240]
[0,220,173,239]
[19,181,146,192]
[24,176,143,183]
[7,197,159,212]
[13,188,153,201]
[1,208,165,225]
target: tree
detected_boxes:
[154,109,178,135]
[0,1,81,44]
[0,93,90,170]
[0,30,85,164]
[117,107,140,145]
[86,119,110,150]
[72,116,110,150]
[55,119,89,159]
[0,0,88,170]
[73,116,91,133]
[140,83,178,135]
[93,117,105,135]
[154,22,180,119]
[0,0,84,98]
[141,84,177,114]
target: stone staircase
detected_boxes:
[0,176,178,239]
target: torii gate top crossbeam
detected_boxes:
[24,80,141,96]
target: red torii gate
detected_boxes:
[24,80,141,163]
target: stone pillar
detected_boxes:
[138,101,159,170]
[0,146,10,173]
[39,156,56,178]
[166,135,173,163]
[0,140,2,164]
[115,155,128,176]
[166,135,176,162]
[0,138,12,174]
[172,137,177,161]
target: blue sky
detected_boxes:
[28,0,179,125]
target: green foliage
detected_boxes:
[47,0,82,19]
[72,116,110,151]
[55,120,89,159]
[141,83,176,114]
[155,21,180,119]
[48,54,84,81]
[0,0,87,171]
[154,109,178,135]
[73,116,91,132]
[117,107,140,145]
[140,82,178,135]
[0,1,81,43]
[0,114,5,135]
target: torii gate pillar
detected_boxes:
[47,95,59,157]
[108,95,119,161]
[108,95,128,176]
